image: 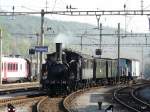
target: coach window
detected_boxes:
[9,63,11,71]
[13,63,15,71]
[16,64,18,71]
[88,60,92,68]
[85,60,87,68]
[89,61,92,68]
[10,63,13,71]
[82,60,86,68]
[9,63,10,71]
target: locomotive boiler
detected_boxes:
[41,43,82,95]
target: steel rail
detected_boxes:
[114,84,150,112]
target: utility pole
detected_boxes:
[0,29,2,84]
[117,23,120,84]
[39,9,45,82]
[141,0,144,15]
[96,15,100,29]
[36,33,39,75]
[145,37,147,46]
[80,35,83,51]
[96,15,102,57]
[124,4,127,37]
[141,46,144,78]
[100,23,102,58]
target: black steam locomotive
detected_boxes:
[41,43,139,95]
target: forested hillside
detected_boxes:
[0,15,116,55]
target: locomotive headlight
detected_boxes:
[99,69,102,73]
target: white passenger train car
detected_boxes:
[1,57,30,83]
[131,59,140,78]
[115,58,140,79]
[119,58,140,78]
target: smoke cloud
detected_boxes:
[54,33,78,48]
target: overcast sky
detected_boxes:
[1,0,150,33]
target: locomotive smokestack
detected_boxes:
[56,43,62,62]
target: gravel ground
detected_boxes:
[70,86,130,112]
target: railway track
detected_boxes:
[0,95,46,112]
[0,82,40,92]
[114,84,150,112]
[37,88,95,112]
[0,87,46,112]
[132,85,150,107]
[37,96,65,112]
[0,96,45,107]
[37,83,150,112]
[0,91,46,107]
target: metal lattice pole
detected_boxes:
[39,9,45,83]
